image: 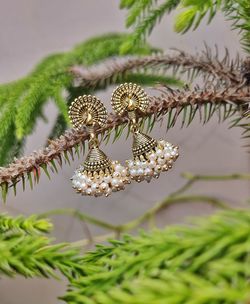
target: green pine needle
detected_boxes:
[0,33,156,165]
[175,0,250,53]
[63,209,250,304]
[120,0,180,54]
[0,214,52,234]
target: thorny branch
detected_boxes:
[0,84,249,198]
[71,49,243,87]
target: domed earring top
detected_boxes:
[111,83,179,183]
[69,95,130,197]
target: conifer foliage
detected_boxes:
[0,0,250,303]
[63,209,250,304]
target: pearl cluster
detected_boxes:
[71,162,130,197]
[127,140,179,182]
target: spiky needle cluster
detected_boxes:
[71,48,243,87]
[0,213,86,279]
[63,209,250,304]
[120,0,250,53]
[0,33,161,166]
[0,1,250,302]
[0,83,249,201]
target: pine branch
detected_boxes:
[175,0,250,53]
[0,84,249,201]
[225,0,250,53]
[124,0,155,27]
[120,0,180,53]
[120,0,250,55]
[62,209,250,303]
[0,33,156,165]
[0,213,86,279]
[0,232,84,279]
[71,49,243,87]
[0,213,52,234]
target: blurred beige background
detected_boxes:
[0,0,249,303]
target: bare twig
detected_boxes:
[39,171,250,248]
[40,195,230,237]
[172,172,250,197]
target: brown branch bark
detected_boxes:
[70,49,243,87]
[0,85,249,192]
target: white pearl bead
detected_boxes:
[135,160,141,167]
[141,161,147,169]
[118,179,124,186]
[130,169,137,176]
[76,181,82,188]
[158,158,166,165]
[86,188,92,195]
[121,169,127,177]
[127,160,134,168]
[104,175,112,183]
[91,183,98,191]
[111,178,119,187]
[79,175,85,182]
[156,149,163,157]
[171,151,176,156]
[105,188,112,196]
[149,160,156,168]
[149,153,156,161]
[145,168,152,175]
[164,153,170,159]
[72,180,78,187]
[137,168,144,175]
[80,183,88,190]
[114,164,123,172]
[85,178,92,185]
[100,182,108,190]
[113,172,121,178]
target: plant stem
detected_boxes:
[1,85,249,196]
[41,194,230,236]
[117,194,230,232]
[172,172,250,197]
[182,172,250,181]
[40,172,249,239]
[39,208,117,231]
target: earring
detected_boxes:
[111,83,179,183]
[69,95,130,197]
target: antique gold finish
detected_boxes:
[111,83,179,183]
[69,95,130,197]
[69,95,107,130]
[111,83,149,115]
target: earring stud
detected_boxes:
[111,83,179,183]
[69,95,130,197]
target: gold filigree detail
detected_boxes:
[68,95,107,130]
[111,83,149,116]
